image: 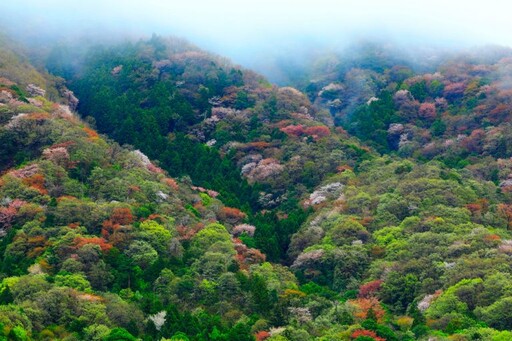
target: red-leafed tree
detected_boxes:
[443,82,466,99]
[280,124,330,140]
[234,238,266,270]
[74,236,113,252]
[358,280,383,298]
[348,297,386,322]
[351,329,385,341]
[111,207,134,225]
[465,198,489,215]
[280,124,305,137]
[489,103,511,123]
[304,125,331,139]
[220,207,247,224]
[461,129,485,153]
[255,331,270,341]
[0,205,17,229]
[147,163,165,174]
[0,199,27,230]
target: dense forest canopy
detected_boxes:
[3,26,512,341]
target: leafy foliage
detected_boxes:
[4,35,512,340]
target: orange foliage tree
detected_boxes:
[220,207,247,224]
[163,178,179,191]
[111,207,134,225]
[351,329,385,341]
[74,236,113,252]
[83,126,99,140]
[255,331,270,341]
[348,297,386,322]
[22,174,48,194]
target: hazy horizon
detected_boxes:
[2,0,512,82]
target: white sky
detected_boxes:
[1,0,511,68]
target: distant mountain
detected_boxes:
[0,33,66,102]
[301,43,512,171]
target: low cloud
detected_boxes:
[2,0,512,82]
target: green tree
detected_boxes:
[103,328,137,341]
[381,272,419,313]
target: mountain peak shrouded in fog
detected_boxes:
[2,0,512,83]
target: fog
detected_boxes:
[2,0,512,82]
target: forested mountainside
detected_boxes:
[302,43,512,173]
[47,36,374,195]
[3,34,512,341]
[0,68,302,340]
[46,35,374,262]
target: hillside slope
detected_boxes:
[0,74,298,340]
[47,35,374,261]
[4,35,512,340]
[303,43,512,179]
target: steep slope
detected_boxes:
[47,35,372,261]
[4,72,512,339]
[0,46,380,340]
[288,155,512,338]
[52,35,371,198]
[0,33,69,103]
[0,75,297,340]
[277,42,512,339]
[302,43,512,175]
[8,34,512,340]
[0,34,47,91]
